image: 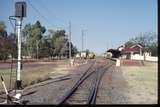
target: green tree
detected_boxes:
[0,21,17,61]
[125,32,157,56]
[86,49,90,57]
[0,21,8,61]
[38,38,51,58]
[22,21,46,58]
[124,41,135,48]
[22,23,78,59]
[7,33,17,58]
[66,42,78,58]
[48,29,78,59]
[0,21,7,37]
[53,30,68,59]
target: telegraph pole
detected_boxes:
[81,30,84,52]
[81,29,87,52]
[69,21,71,60]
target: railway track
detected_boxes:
[0,58,115,105]
[57,58,115,105]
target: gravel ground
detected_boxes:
[20,62,94,104]
[0,59,126,105]
[96,65,129,104]
[65,71,97,104]
[1,59,156,105]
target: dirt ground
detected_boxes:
[0,59,158,104]
[0,59,88,104]
[96,65,129,104]
[120,61,158,104]
[0,59,76,92]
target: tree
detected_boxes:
[38,38,51,58]
[66,42,78,58]
[0,21,7,37]
[22,22,78,59]
[7,33,17,58]
[48,29,78,59]
[0,21,17,61]
[22,21,46,58]
[125,32,157,56]
[0,20,78,61]
[71,45,78,57]
[0,21,8,61]
[124,41,135,48]
[53,30,68,59]
[86,49,90,57]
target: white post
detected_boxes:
[140,49,142,56]
[16,18,22,89]
[116,59,120,66]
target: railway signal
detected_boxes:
[0,1,27,105]
[10,1,27,104]
[15,1,26,90]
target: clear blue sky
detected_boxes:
[0,0,157,55]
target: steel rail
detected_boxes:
[87,63,113,104]
[57,60,96,104]
[58,59,115,105]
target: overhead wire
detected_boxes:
[31,0,72,57]
[18,0,70,59]
[37,0,68,25]
[27,0,65,30]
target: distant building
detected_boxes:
[105,43,157,62]
[80,51,87,58]
[75,53,80,58]
[121,43,144,59]
[75,51,87,58]
[107,49,121,58]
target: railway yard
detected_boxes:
[0,57,157,104]
[0,0,157,105]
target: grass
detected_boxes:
[0,67,52,92]
[122,61,157,81]
[121,61,158,104]
[0,60,71,93]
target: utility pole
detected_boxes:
[81,29,87,52]
[81,30,84,52]
[69,21,71,60]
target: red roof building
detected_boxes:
[120,43,144,59]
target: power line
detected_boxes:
[27,0,60,29]
[37,0,67,25]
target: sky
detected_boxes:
[0,0,157,55]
